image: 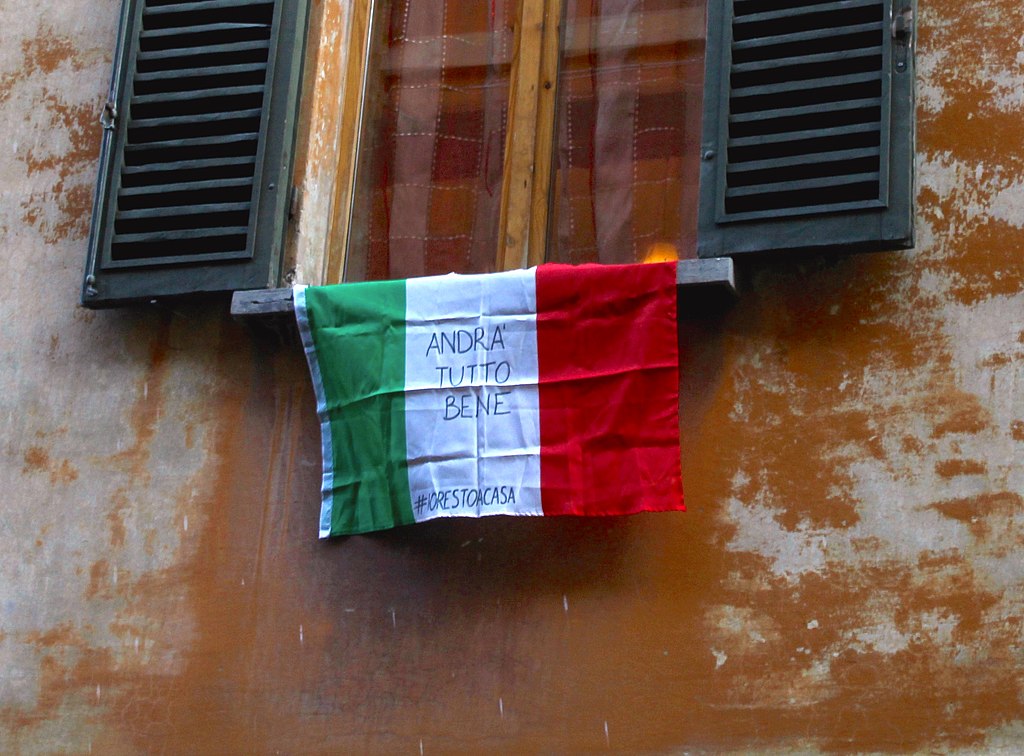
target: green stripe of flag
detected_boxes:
[303,280,414,535]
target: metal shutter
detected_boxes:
[698,0,915,258]
[83,0,309,306]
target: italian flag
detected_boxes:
[295,262,683,538]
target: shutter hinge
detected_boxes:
[892,7,914,72]
[100,99,117,130]
[289,185,301,221]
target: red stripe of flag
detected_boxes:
[535,262,684,517]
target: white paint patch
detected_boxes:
[942,290,1024,422]
[989,180,1024,228]
[723,497,828,580]
[976,552,1024,594]
[916,49,952,113]
[918,611,959,648]
[803,658,832,685]
[712,649,728,669]
[850,622,911,655]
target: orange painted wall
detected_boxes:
[2,0,1024,752]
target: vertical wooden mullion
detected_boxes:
[527,0,564,268]
[498,0,563,271]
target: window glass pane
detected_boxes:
[347,0,517,281]
[547,0,706,264]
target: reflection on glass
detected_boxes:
[548,0,706,264]
[347,0,517,281]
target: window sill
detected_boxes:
[230,258,736,320]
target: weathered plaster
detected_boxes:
[1,0,1023,752]
[0,5,228,752]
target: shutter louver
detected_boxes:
[83,0,309,306]
[698,0,915,258]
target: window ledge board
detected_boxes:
[230,258,736,319]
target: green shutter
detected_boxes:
[698,0,915,258]
[83,0,309,307]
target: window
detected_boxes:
[84,0,914,306]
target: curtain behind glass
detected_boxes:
[348,0,516,281]
[549,0,706,264]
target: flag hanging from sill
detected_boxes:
[295,262,684,538]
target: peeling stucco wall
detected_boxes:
[1,0,1023,753]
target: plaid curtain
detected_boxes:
[354,0,515,280]
[551,0,705,264]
